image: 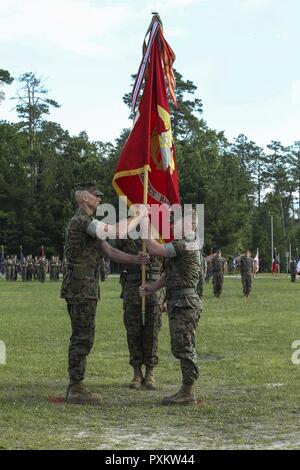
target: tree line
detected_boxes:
[1,68,299,271]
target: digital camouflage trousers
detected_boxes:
[242,273,252,295]
[167,301,202,385]
[123,303,162,368]
[212,272,224,296]
[66,300,97,383]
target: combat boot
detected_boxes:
[66,382,102,405]
[129,366,143,389]
[161,384,197,406]
[144,366,157,390]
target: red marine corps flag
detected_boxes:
[113,13,180,241]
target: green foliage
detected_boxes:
[1,70,300,267]
[0,69,14,85]
[0,69,14,106]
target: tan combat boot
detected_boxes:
[129,366,143,389]
[161,384,197,406]
[66,382,102,405]
[144,366,157,390]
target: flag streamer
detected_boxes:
[131,14,178,113]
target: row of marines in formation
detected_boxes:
[60,181,257,407]
[2,255,64,282]
[1,255,110,282]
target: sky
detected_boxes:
[0,0,299,149]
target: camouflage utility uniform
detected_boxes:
[11,257,18,281]
[39,258,47,282]
[33,257,39,280]
[118,238,164,388]
[164,236,202,388]
[5,257,11,281]
[211,255,226,297]
[21,258,28,282]
[240,256,254,296]
[290,260,297,283]
[61,208,102,385]
[27,257,33,281]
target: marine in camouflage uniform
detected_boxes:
[49,256,56,281]
[290,259,297,283]
[39,257,47,282]
[237,251,255,297]
[27,255,33,281]
[11,256,18,281]
[33,256,39,280]
[5,256,11,281]
[117,238,164,390]
[61,181,149,405]
[21,257,28,282]
[209,250,226,298]
[141,212,202,405]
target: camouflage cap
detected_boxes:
[75,180,103,197]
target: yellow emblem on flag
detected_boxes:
[150,105,175,174]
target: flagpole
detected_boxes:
[141,169,149,327]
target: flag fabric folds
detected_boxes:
[112,15,180,241]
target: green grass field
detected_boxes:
[0,274,300,450]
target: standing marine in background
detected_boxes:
[39,256,47,282]
[207,250,227,298]
[236,250,255,297]
[21,256,28,282]
[49,256,55,281]
[11,255,18,281]
[5,256,11,281]
[33,256,39,280]
[27,255,33,281]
